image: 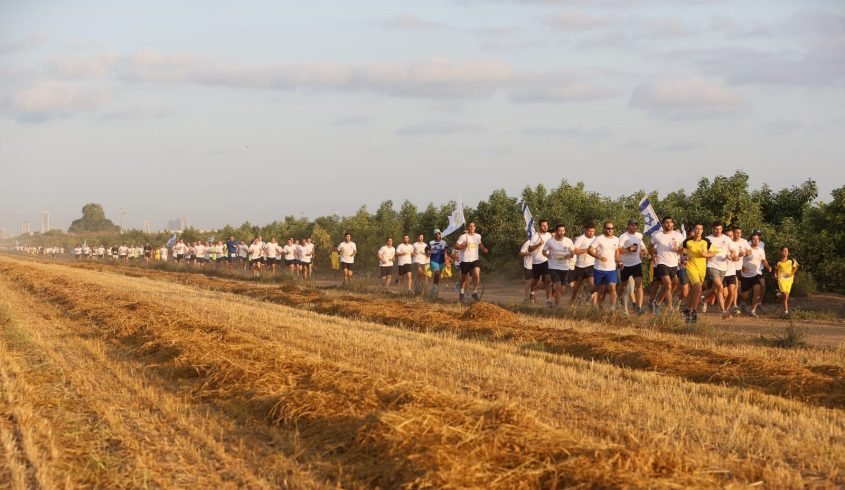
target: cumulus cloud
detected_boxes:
[395,120,482,136]
[10,81,111,121]
[629,76,743,119]
[378,14,449,31]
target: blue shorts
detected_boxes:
[593,269,618,285]
[430,261,443,272]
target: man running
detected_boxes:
[729,226,751,314]
[648,216,684,314]
[413,234,429,292]
[588,221,621,310]
[542,224,574,308]
[396,234,415,294]
[300,238,314,280]
[702,221,731,317]
[226,236,239,269]
[776,246,799,318]
[248,237,263,276]
[265,237,281,275]
[427,229,449,297]
[619,218,646,315]
[337,232,357,286]
[377,237,396,288]
[570,223,597,306]
[527,220,553,306]
[454,222,489,303]
[682,223,716,323]
[740,232,771,317]
[283,238,298,277]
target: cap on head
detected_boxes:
[433,228,442,235]
[627,218,638,226]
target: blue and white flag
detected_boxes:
[207,235,216,243]
[521,202,538,242]
[638,197,661,237]
[441,196,466,237]
[166,232,178,247]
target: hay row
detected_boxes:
[0,259,719,488]
[64,259,845,411]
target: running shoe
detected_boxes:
[529,292,535,304]
[472,292,479,302]
[459,292,466,303]
[691,310,698,323]
[637,307,645,315]
[700,297,707,313]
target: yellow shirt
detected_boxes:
[776,259,798,280]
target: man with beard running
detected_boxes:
[527,220,553,306]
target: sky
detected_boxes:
[1,0,843,234]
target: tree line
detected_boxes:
[8,171,844,293]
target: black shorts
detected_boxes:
[741,275,762,292]
[531,261,550,279]
[572,265,594,281]
[678,268,689,286]
[144,251,152,257]
[341,262,353,271]
[523,267,533,280]
[620,264,643,282]
[249,258,261,265]
[380,266,392,278]
[284,259,295,266]
[175,254,184,261]
[460,260,480,275]
[549,269,568,284]
[300,261,312,268]
[724,275,737,286]
[655,264,678,280]
[398,264,413,276]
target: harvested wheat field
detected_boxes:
[1,255,844,488]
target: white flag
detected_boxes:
[441,196,465,237]
[521,202,538,243]
[638,197,661,237]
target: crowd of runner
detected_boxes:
[10,216,799,321]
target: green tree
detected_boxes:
[68,203,120,233]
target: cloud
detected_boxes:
[378,14,449,31]
[0,35,45,56]
[49,52,120,77]
[510,80,619,103]
[629,76,743,119]
[395,120,482,136]
[99,105,172,121]
[541,11,615,31]
[522,126,610,138]
[332,115,373,126]
[10,81,111,121]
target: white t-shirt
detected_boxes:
[531,232,552,265]
[159,247,168,259]
[725,240,739,276]
[173,243,185,255]
[590,234,620,272]
[378,245,396,266]
[573,235,596,268]
[741,247,766,277]
[705,234,731,272]
[652,231,683,267]
[248,243,263,260]
[543,237,575,270]
[238,244,249,258]
[195,244,205,257]
[731,238,750,273]
[396,243,414,266]
[412,242,428,265]
[338,242,357,264]
[300,243,313,263]
[264,242,279,259]
[118,246,128,256]
[619,231,644,268]
[283,244,296,260]
[456,233,482,262]
[520,240,532,270]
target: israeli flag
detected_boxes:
[166,232,178,247]
[441,196,466,237]
[521,202,538,242]
[207,235,216,243]
[638,197,662,237]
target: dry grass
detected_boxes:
[2,256,844,487]
[57,258,845,410]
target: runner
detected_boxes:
[527,220,553,306]
[730,226,751,314]
[265,237,281,274]
[226,236,239,268]
[248,237,263,276]
[195,241,206,268]
[337,232,357,286]
[647,216,684,314]
[588,221,621,310]
[518,237,533,302]
[300,238,314,280]
[159,243,168,262]
[118,243,129,262]
[173,240,185,263]
[740,232,771,317]
[143,243,153,264]
[426,229,449,297]
[237,240,249,270]
[542,224,574,308]
[377,237,396,288]
[776,246,799,317]
[682,224,716,323]
[73,245,82,259]
[702,221,731,317]
[283,238,298,277]
[454,222,489,303]
[570,223,597,306]
[413,234,429,292]
[619,218,646,315]
[395,234,415,294]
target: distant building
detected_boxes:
[21,221,32,236]
[143,220,151,234]
[166,217,188,232]
[0,228,7,240]
[41,211,50,233]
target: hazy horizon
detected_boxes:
[2,0,843,233]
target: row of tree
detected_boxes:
[7,172,844,293]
